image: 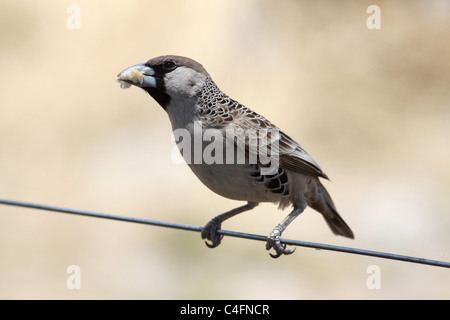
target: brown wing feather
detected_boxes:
[278,131,329,179]
[198,86,328,179]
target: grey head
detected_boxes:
[117,55,211,109]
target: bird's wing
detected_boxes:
[200,98,328,179]
[277,131,328,179]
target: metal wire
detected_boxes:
[0,198,449,269]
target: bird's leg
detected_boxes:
[266,206,304,258]
[202,201,259,248]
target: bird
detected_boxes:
[116,55,354,258]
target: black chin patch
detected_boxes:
[145,87,171,110]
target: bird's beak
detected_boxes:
[116,63,156,89]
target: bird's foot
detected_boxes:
[265,225,296,258]
[201,217,224,248]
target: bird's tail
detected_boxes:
[310,182,354,239]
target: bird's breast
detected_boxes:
[187,162,282,203]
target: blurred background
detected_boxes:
[0,0,449,299]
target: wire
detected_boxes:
[1,198,449,269]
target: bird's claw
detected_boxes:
[201,217,224,248]
[265,225,296,258]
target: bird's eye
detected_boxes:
[163,60,177,71]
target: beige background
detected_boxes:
[0,0,449,299]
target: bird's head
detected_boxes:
[117,55,210,109]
